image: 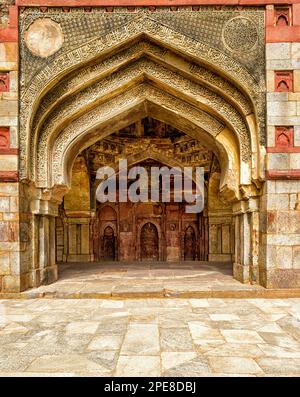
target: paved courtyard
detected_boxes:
[0,298,300,376]
[8,262,269,299]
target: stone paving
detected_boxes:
[0,298,300,376]
[5,262,270,299]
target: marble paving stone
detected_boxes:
[0,323,28,334]
[209,314,240,321]
[221,330,265,344]
[101,301,124,309]
[189,299,210,308]
[129,314,157,323]
[163,357,211,376]
[86,351,118,371]
[277,316,300,342]
[115,356,161,376]
[87,336,123,351]
[1,298,300,376]
[258,344,300,358]
[203,343,264,358]
[160,327,194,351]
[3,314,36,323]
[0,372,77,377]
[258,332,300,349]
[161,352,197,371]
[188,321,223,340]
[193,340,225,354]
[258,324,284,333]
[27,354,111,375]
[257,358,300,375]
[92,322,128,336]
[65,322,99,334]
[0,352,36,372]
[120,323,160,355]
[208,357,263,374]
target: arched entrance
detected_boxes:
[17,11,266,291]
[140,222,159,262]
[184,226,196,261]
[102,226,116,261]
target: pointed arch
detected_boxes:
[20,15,263,190]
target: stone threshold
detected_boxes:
[1,288,300,299]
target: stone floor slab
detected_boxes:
[208,356,263,375]
[221,330,265,344]
[115,356,161,376]
[1,298,300,376]
[120,323,160,355]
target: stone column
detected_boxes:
[24,194,60,288]
[37,214,58,285]
[233,199,259,284]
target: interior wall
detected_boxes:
[56,156,92,263]
[208,171,234,262]
[56,156,235,263]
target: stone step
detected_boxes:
[1,288,300,299]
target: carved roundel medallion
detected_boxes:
[24,18,64,58]
[222,17,258,53]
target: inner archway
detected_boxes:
[184,226,197,261]
[57,117,234,267]
[140,223,159,262]
[18,12,264,291]
[103,226,116,261]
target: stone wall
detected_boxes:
[0,2,20,292]
[262,4,300,288]
[1,1,300,291]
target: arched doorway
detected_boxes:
[102,226,116,261]
[16,10,266,291]
[184,226,196,261]
[140,222,159,261]
[96,205,118,261]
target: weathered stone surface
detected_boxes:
[0,298,299,376]
[0,4,299,293]
[24,18,64,58]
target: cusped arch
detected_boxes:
[34,59,253,184]
[20,15,263,188]
[56,89,241,202]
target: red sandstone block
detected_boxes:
[14,0,300,5]
[0,28,18,43]
[266,5,274,27]
[9,6,18,29]
[0,128,10,149]
[293,4,300,26]
[0,172,18,182]
[266,127,300,153]
[275,71,293,93]
[266,26,300,43]
[266,170,300,180]
[0,74,9,93]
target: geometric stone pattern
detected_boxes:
[20,7,265,88]
[0,297,300,376]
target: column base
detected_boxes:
[233,262,250,284]
[27,265,58,288]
